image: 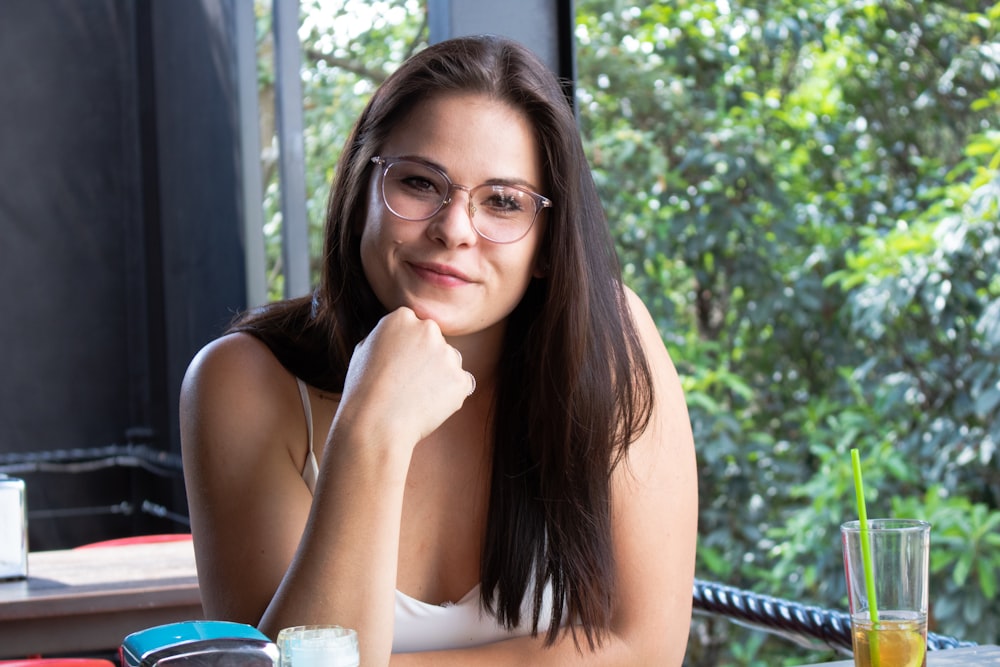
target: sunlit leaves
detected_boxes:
[575,0,999,662]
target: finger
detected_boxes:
[453,346,463,367]
[467,372,476,396]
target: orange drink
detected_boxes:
[851,611,927,667]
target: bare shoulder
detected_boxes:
[183,331,285,392]
[182,332,295,408]
[622,285,679,378]
[180,332,303,468]
[621,286,657,338]
[620,284,694,464]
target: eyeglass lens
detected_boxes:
[380,160,541,243]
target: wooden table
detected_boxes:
[0,541,202,658]
[797,644,1000,666]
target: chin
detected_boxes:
[399,297,502,339]
[426,316,472,338]
[404,302,460,329]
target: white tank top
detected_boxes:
[294,378,563,652]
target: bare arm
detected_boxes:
[181,308,472,666]
[181,333,313,626]
[390,288,699,665]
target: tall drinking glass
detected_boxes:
[841,519,930,667]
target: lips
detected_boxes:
[408,261,473,285]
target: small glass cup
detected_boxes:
[277,625,359,667]
[841,519,930,667]
[0,475,28,581]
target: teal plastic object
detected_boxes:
[120,620,279,666]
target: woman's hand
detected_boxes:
[337,307,475,449]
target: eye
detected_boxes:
[400,175,441,195]
[387,162,447,200]
[479,187,528,215]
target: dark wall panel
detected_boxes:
[149,0,249,523]
[0,1,138,452]
[0,0,142,548]
[0,0,248,549]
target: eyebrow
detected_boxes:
[398,154,544,192]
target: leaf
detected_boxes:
[698,546,733,578]
[954,552,973,587]
[979,560,997,600]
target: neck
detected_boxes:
[446,319,506,387]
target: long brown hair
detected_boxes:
[231,35,654,649]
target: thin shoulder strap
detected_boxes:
[296,377,319,492]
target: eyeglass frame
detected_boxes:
[370,156,553,244]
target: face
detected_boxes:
[360,92,547,339]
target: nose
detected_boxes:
[442,184,479,221]
[429,185,479,247]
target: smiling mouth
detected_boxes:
[410,261,471,283]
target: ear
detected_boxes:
[532,256,549,279]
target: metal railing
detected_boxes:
[0,444,189,528]
[693,578,976,654]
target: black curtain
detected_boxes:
[0,0,248,549]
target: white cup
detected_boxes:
[0,476,28,581]
[277,625,359,667]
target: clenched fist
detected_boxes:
[336,307,475,450]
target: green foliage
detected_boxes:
[258,0,1000,663]
[575,0,999,663]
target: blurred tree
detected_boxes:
[575,1,999,663]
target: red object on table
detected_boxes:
[74,534,192,549]
[0,661,116,666]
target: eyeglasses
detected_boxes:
[371,156,552,244]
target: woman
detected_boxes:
[180,35,697,665]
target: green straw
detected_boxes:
[851,448,879,624]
